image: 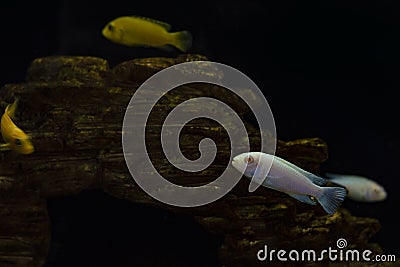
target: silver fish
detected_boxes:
[232,152,347,215]
[325,173,387,202]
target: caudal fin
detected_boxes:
[172,30,192,52]
[5,98,19,119]
[316,187,347,215]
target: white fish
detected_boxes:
[232,152,347,215]
[324,173,387,202]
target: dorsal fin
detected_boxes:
[273,156,327,186]
[130,15,172,31]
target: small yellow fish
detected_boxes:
[102,16,192,52]
[0,99,34,154]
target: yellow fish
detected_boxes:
[102,16,192,52]
[0,98,34,154]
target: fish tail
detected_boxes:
[172,30,192,52]
[316,187,347,215]
[5,98,19,119]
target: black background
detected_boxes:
[1,0,398,265]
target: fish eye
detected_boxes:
[245,156,254,164]
[108,24,114,31]
[15,138,22,146]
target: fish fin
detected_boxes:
[5,98,19,119]
[324,172,343,179]
[0,143,11,151]
[273,156,327,185]
[305,173,328,186]
[158,44,177,52]
[130,15,172,31]
[316,187,347,215]
[287,193,317,205]
[172,30,192,52]
[248,172,269,192]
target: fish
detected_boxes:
[102,16,192,52]
[0,98,34,154]
[324,173,387,202]
[231,152,347,215]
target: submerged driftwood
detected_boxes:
[0,55,392,267]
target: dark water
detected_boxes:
[1,0,399,265]
[44,190,223,267]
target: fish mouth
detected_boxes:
[101,27,107,37]
[380,189,388,200]
[231,157,240,169]
[231,156,247,174]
